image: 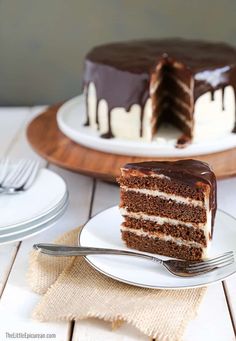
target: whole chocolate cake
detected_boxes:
[118,159,217,260]
[83,38,236,147]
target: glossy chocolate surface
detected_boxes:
[84,38,236,139]
[124,159,214,184]
[86,39,236,72]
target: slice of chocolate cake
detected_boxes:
[118,160,217,261]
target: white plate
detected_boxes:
[79,206,236,289]
[0,193,68,245]
[57,96,236,157]
[0,168,67,230]
[0,191,69,237]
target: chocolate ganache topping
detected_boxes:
[83,38,236,139]
[123,159,217,233]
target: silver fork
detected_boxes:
[0,159,40,194]
[33,244,234,277]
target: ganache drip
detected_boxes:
[83,39,236,143]
[210,90,215,101]
[84,86,90,126]
[222,86,225,111]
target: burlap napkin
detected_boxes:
[28,226,207,340]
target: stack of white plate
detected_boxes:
[0,168,68,244]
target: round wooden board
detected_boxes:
[27,105,236,182]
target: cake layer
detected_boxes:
[120,207,208,229]
[173,95,192,113]
[121,225,204,248]
[118,173,206,201]
[120,186,204,207]
[123,216,207,246]
[120,191,207,223]
[122,230,203,261]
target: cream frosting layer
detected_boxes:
[121,225,204,249]
[173,76,193,96]
[120,205,212,249]
[160,101,191,125]
[172,96,192,112]
[120,186,204,207]
[121,225,210,258]
[172,109,193,128]
[120,207,206,230]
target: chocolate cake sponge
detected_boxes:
[117,159,217,261]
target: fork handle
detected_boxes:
[33,243,163,264]
[0,188,22,194]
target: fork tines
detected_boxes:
[186,251,234,274]
[0,158,40,192]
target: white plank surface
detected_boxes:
[224,277,236,334]
[0,243,19,296]
[218,178,236,333]
[184,283,235,341]
[92,180,119,215]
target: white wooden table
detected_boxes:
[0,107,235,341]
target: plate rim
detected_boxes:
[0,168,68,231]
[0,190,69,237]
[57,95,236,158]
[78,205,236,290]
[0,193,69,245]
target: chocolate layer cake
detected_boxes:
[118,160,217,260]
[83,39,236,147]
